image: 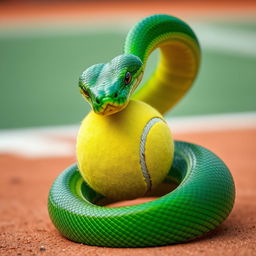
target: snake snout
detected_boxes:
[95,91,120,106]
[94,95,115,106]
[92,94,126,116]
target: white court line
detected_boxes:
[0,22,256,58]
[167,111,256,133]
[192,24,256,57]
[0,111,255,158]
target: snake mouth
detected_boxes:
[94,102,127,116]
[101,103,126,115]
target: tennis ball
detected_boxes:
[76,100,174,200]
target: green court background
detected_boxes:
[0,21,256,129]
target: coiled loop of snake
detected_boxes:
[48,14,235,247]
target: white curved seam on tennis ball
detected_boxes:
[140,117,163,192]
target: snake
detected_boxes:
[48,14,235,247]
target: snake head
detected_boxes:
[79,54,143,115]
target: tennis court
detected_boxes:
[0,1,255,255]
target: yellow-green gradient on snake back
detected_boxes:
[125,14,201,114]
[47,15,235,247]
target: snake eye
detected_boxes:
[124,71,132,85]
[80,87,89,98]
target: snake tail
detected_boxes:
[125,14,201,114]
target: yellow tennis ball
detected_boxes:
[76,99,174,200]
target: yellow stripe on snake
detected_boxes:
[48,14,235,247]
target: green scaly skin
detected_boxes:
[79,54,143,115]
[79,14,200,115]
[48,14,235,247]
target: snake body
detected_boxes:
[48,14,235,247]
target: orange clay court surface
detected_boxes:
[0,1,256,256]
[1,129,256,256]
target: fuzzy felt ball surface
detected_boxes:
[76,100,174,200]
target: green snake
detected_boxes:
[48,14,235,247]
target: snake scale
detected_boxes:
[48,14,235,247]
